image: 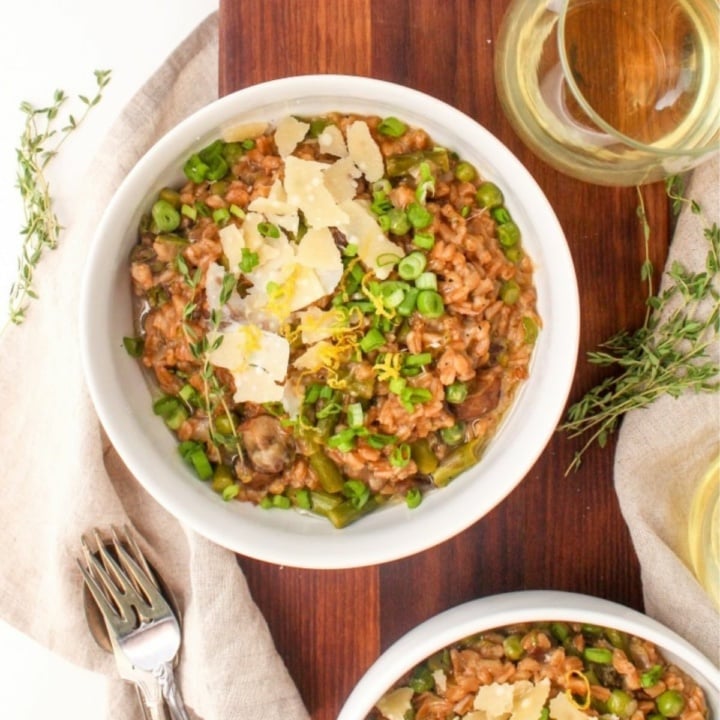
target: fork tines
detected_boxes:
[78,525,164,626]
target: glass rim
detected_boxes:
[556,0,720,158]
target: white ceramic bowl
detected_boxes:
[338,590,720,720]
[80,75,579,569]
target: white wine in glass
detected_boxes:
[494,0,720,185]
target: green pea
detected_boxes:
[656,690,685,717]
[211,464,234,494]
[607,689,634,717]
[550,622,570,641]
[454,161,476,182]
[500,280,521,304]
[503,634,525,660]
[497,221,521,248]
[476,181,504,209]
[408,664,434,693]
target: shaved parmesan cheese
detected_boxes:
[296,227,342,270]
[549,692,589,720]
[473,680,551,720]
[375,687,414,720]
[297,307,347,344]
[323,156,362,204]
[218,223,246,272]
[346,120,384,182]
[247,195,300,234]
[293,340,337,372]
[474,682,516,716]
[433,668,448,694]
[274,115,310,158]
[232,366,286,403]
[208,324,290,403]
[287,266,328,311]
[317,124,348,157]
[221,121,268,142]
[337,200,405,279]
[513,680,550,720]
[283,156,350,228]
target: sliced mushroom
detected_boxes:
[239,414,295,474]
[454,373,502,421]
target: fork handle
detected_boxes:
[156,662,191,720]
[136,679,170,720]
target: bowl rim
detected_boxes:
[337,590,720,720]
[79,74,580,568]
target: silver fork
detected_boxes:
[78,527,191,720]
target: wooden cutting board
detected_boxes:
[218,2,668,717]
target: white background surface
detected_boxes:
[0,0,217,715]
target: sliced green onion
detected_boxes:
[640,665,664,688]
[183,153,209,183]
[376,252,401,268]
[212,207,230,226]
[405,352,432,367]
[258,221,280,238]
[153,395,188,430]
[152,199,181,233]
[407,202,433,229]
[343,243,359,257]
[327,428,357,452]
[379,280,407,308]
[390,443,412,468]
[388,377,407,395]
[405,487,422,509]
[415,272,437,290]
[416,289,445,318]
[342,479,370,509]
[239,248,259,273]
[346,402,364,428]
[398,251,427,281]
[316,402,342,419]
[181,203,197,221]
[229,203,245,218]
[400,386,433,411]
[359,328,386,353]
[397,287,419,316]
[413,231,435,250]
[366,433,397,449]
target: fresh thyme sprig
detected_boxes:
[10,69,112,324]
[176,255,245,470]
[561,175,720,474]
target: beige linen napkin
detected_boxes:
[615,153,720,666]
[0,12,309,720]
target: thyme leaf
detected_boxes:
[562,177,720,473]
[10,69,112,324]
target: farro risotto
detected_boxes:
[126,112,540,528]
[368,622,710,720]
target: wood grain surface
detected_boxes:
[218,2,670,717]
